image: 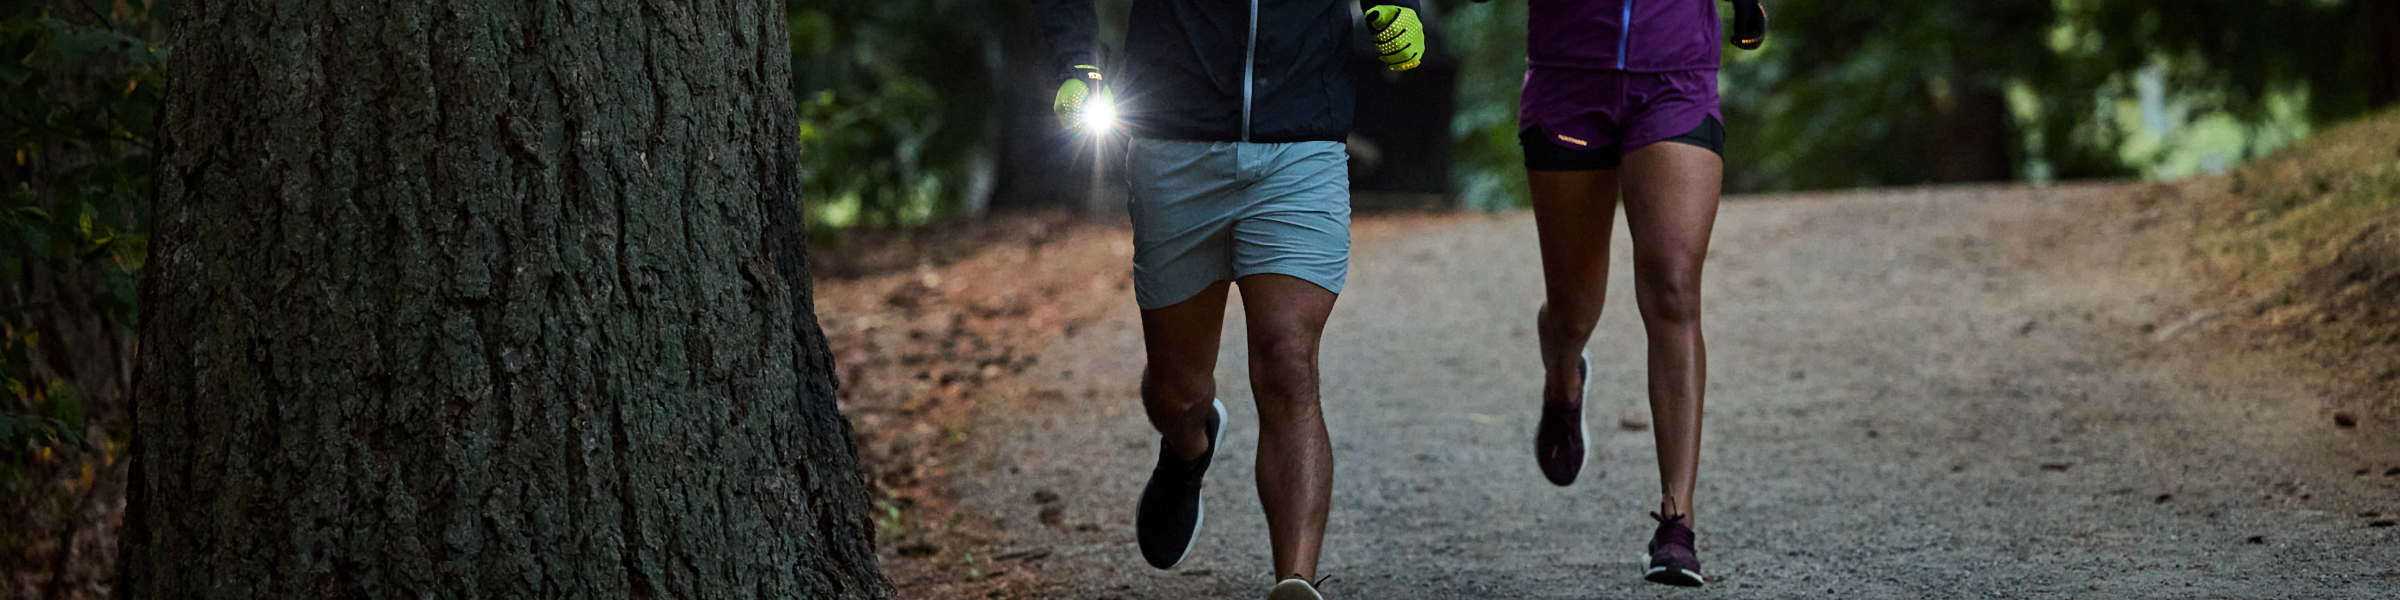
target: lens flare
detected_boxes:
[1081,94,1118,133]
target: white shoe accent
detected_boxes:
[1641,553,1705,587]
[1160,399,1227,570]
[1577,350,1591,448]
[1266,578,1324,600]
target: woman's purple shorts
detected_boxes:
[1519,67,1722,171]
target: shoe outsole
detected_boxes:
[1153,399,1227,570]
[1640,553,1705,587]
[1266,578,1324,600]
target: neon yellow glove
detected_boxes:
[1365,6,1425,71]
[1054,65,1109,130]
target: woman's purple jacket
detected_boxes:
[1528,0,1723,72]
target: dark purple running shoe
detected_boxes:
[1643,512,1704,587]
[1534,351,1591,486]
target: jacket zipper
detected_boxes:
[1242,0,1259,142]
[1617,0,1634,70]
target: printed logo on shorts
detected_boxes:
[1556,134,1590,147]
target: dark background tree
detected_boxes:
[115,0,891,597]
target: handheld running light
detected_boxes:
[1729,0,1767,50]
[1080,92,1118,134]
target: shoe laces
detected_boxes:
[1648,512,1695,551]
[1282,573,1333,593]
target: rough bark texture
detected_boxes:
[118,1,893,598]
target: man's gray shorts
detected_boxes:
[1122,138,1351,310]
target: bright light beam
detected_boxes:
[1080,93,1118,134]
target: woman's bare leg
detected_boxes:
[1529,170,1622,407]
[1618,141,1722,520]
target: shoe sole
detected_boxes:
[1156,399,1228,570]
[1640,553,1705,587]
[1266,579,1324,600]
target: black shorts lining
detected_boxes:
[1519,115,1725,172]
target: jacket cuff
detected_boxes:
[1055,55,1098,84]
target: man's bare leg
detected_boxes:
[1236,273,1339,581]
[1140,281,1235,460]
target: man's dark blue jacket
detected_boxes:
[1036,0,1420,143]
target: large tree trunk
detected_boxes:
[117,1,893,598]
[1931,83,2018,183]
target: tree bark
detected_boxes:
[1931,83,2019,183]
[118,1,893,598]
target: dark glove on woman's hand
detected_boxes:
[1728,0,1767,50]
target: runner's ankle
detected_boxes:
[1165,430,1210,461]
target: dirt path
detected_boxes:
[927,183,2400,598]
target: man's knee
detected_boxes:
[1143,363,1216,402]
[1250,334,1321,411]
[1254,331,1320,374]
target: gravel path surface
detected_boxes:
[945,183,2400,599]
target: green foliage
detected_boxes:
[780,0,2391,211]
[1718,0,2104,190]
[1720,0,2387,192]
[2195,107,2400,281]
[0,0,163,568]
[1443,0,2392,197]
[0,12,158,322]
[789,0,1017,229]
[1443,0,1531,210]
[2058,0,2377,125]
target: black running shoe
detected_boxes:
[1534,352,1591,486]
[1136,399,1225,569]
[1643,512,1704,587]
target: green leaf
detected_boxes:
[16,224,49,254]
[49,28,122,62]
[112,232,147,268]
[40,378,84,429]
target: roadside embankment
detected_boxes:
[2189,109,2400,416]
